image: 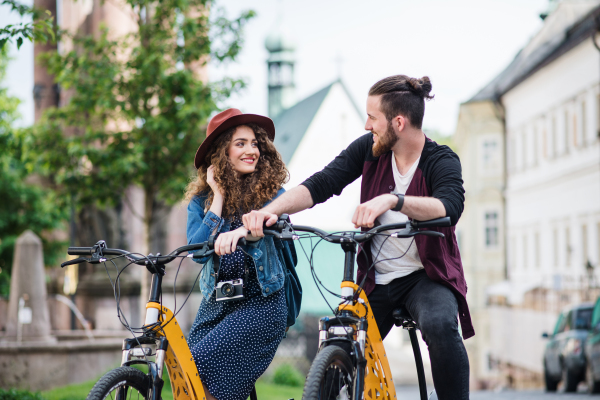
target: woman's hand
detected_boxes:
[207,165,223,197]
[214,227,248,256]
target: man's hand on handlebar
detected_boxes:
[352,194,397,229]
[242,210,278,237]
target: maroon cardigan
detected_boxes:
[302,133,474,339]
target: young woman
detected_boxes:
[184,108,289,400]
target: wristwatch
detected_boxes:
[391,192,404,212]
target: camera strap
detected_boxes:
[243,254,250,287]
[212,253,220,284]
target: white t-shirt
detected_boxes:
[371,153,423,285]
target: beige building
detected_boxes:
[454,100,506,388]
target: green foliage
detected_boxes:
[41,377,108,400]
[0,0,55,50]
[0,47,68,298]
[23,1,254,235]
[272,363,304,387]
[38,368,301,400]
[255,380,304,400]
[425,129,456,152]
[0,388,44,400]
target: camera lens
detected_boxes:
[220,283,234,297]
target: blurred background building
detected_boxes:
[455,0,600,388]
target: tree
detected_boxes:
[0,46,67,298]
[22,0,254,310]
[0,0,55,50]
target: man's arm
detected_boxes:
[351,194,445,228]
[243,185,314,237]
[244,133,371,236]
[353,146,464,228]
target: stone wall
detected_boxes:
[0,339,122,391]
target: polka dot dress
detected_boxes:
[188,217,287,400]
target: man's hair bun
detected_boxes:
[407,76,434,100]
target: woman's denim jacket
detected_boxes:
[187,188,286,299]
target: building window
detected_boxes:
[564,109,570,154]
[521,131,527,168]
[485,212,499,247]
[582,100,587,147]
[551,116,557,158]
[533,126,539,165]
[542,127,548,159]
[566,227,571,267]
[510,236,516,275]
[554,229,559,268]
[523,235,528,270]
[596,93,600,142]
[583,224,588,268]
[535,232,540,269]
[573,112,578,147]
[482,139,499,171]
[509,135,517,173]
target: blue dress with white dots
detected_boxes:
[187,217,287,400]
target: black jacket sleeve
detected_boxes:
[427,149,465,226]
[301,133,372,205]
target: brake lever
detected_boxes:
[191,247,215,259]
[61,257,90,268]
[190,235,218,259]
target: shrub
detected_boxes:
[272,364,304,387]
[0,388,44,400]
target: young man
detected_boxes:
[243,75,471,400]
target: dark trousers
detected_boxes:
[367,269,470,400]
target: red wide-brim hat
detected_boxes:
[194,108,275,169]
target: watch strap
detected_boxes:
[391,192,405,212]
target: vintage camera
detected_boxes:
[215,279,245,302]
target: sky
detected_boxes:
[208,0,549,135]
[1,0,549,133]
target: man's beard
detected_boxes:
[372,121,398,157]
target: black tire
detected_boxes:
[87,366,151,400]
[587,363,600,394]
[544,363,559,392]
[302,345,355,400]
[562,365,579,393]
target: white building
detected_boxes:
[264,29,366,314]
[455,0,600,387]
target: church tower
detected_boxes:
[265,27,296,118]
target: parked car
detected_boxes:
[585,297,600,393]
[542,303,593,392]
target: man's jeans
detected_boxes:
[367,269,470,400]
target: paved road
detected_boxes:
[395,385,600,400]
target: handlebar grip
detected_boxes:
[61,257,87,268]
[411,217,452,229]
[417,230,445,238]
[68,247,94,256]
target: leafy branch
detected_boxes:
[0,0,55,50]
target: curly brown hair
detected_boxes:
[184,123,289,218]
